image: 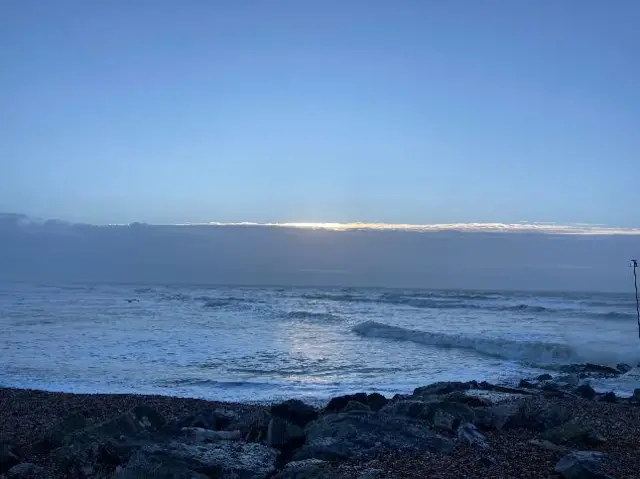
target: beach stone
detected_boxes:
[517,402,572,431]
[537,374,553,381]
[528,439,569,452]
[473,403,520,431]
[413,381,474,397]
[542,420,606,446]
[141,439,279,478]
[271,399,318,428]
[266,416,305,450]
[0,443,20,473]
[324,393,368,413]
[457,422,488,449]
[56,438,128,477]
[6,463,49,479]
[294,412,454,461]
[555,451,611,479]
[433,410,456,431]
[576,384,597,400]
[380,399,474,427]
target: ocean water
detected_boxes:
[1,283,639,402]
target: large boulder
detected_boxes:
[266,417,305,451]
[115,450,211,479]
[575,384,596,400]
[270,400,318,428]
[294,412,453,461]
[457,423,488,449]
[0,443,20,473]
[542,421,605,447]
[40,411,88,449]
[6,463,51,479]
[516,402,572,431]
[413,381,474,397]
[474,404,520,431]
[381,400,475,428]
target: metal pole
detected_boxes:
[633,260,640,339]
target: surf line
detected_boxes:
[632,259,640,339]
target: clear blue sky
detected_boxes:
[1,1,638,226]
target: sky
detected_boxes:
[1,0,639,227]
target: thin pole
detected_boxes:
[633,260,640,339]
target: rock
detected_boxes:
[271,400,318,428]
[537,374,553,381]
[517,402,572,431]
[324,393,368,414]
[600,392,617,403]
[444,391,492,407]
[272,459,332,478]
[225,409,271,442]
[365,393,389,412]
[473,403,520,431]
[555,451,611,479]
[558,374,580,387]
[115,450,211,479]
[55,439,128,477]
[41,411,87,448]
[542,421,606,446]
[633,388,640,402]
[528,439,569,453]
[381,400,474,427]
[142,439,278,478]
[479,455,497,467]
[0,443,20,473]
[519,379,536,389]
[266,417,305,450]
[576,384,597,400]
[294,413,453,461]
[457,423,488,449]
[182,427,242,441]
[561,364,620,377]
[342,401,371,414]
[433,410,456,431]
[413,381,473,397]
[177,409,220,430]
[6,463,49,478]
[616,363,632,374]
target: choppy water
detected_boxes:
[1,283,639,402]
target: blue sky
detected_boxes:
[1,1,639,226]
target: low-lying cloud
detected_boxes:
[1,213,637,291]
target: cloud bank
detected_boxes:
[1,213,638,291]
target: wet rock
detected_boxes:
[555,451,611,479]
[381,400,474,427]
[519,379,536,389]
[413,381,474,397]
[0,443,20,473]
[558,374,580,387]
[272,459,332,478]
[575,384,596,400]
[600,392,617,403]
[561,364,620,377]
[457,423,488,449]
[542,421,606,446]
[633,388,640,402]
[444,391,492,407]
[294,413,454,461]
[271,400,318,428]
[473,403,520,431]
[537,374,553,381]
[115,450,211,479]
[365,393,389,412]
[479,455,497,467]
[182,427,242,441]
[266,416,305,450]
[177,409,220,430]
[342,401,372,414]
[433,410,456,432]
[517,402,572,431]
[56,438,128,478]
[227,409,271,442]
[142,439,278,478]
[6,463,49,479]
[616,363,632,374]
[324,393,368,414]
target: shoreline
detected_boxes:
[1,369,639,478]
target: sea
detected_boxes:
[1,283,639,403]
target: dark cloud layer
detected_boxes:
[0,213,637,291]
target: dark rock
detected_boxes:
[56,439,129,478]
[177,409,220,430]
[444,391,492,407]
[537,374,553,381]
[6,463,49,479]
[41,411,88,449]
[294,413,454,461]
[115,450,210,479]
[366,393,389,412]
[271,399,318,428]
[413,381,474,397]
[528,439,569,453]
[542,421,606,446]
[342,401,372,414]
[0,443,20,473]
[457,423,488,449]
[600,392,617,403]
[473,403,520,431]
[555,451,612,479]
[324,393,368,413]
[479,455,497,467]
[517,402,572,431]
[140,439,278,478]
[181,427,242,441]
[432,410,456,431]
[266,417,305,451]
[575,384,596,400]
[226,409,270,442]
[381,400,474,428]
[519,379,536,389]
[561,364,620,377]
[616,363,632,374]
[633,388,640,402]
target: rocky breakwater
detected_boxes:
[1,366,639,478]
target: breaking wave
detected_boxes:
[351,320,638,366]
